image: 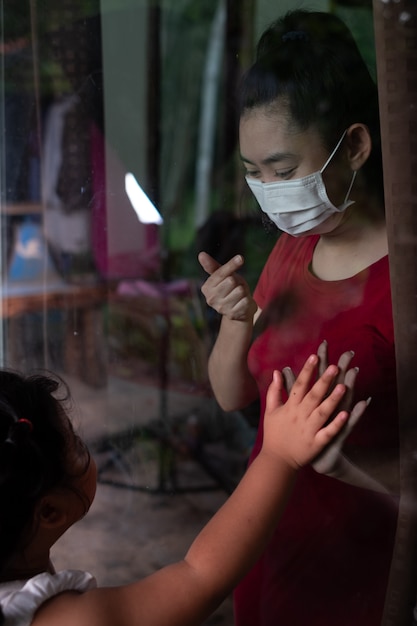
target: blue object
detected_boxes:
[8,216,60,282]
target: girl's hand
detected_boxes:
[262,354,350,469]
[198,251,257,322]
[281,342,368,477]
[311,396,368,476]
[317,339,357,412]
[282,341,357,403]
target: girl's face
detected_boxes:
[65,439,97,524]
[239,105,352,235]
[60,418,98,525]
[70,453,97,518]
[23,433,97,559]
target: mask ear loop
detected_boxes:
[320,129,348,174]
[343,170,357,203]
[320,129,357,205]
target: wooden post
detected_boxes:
[146,0,161,211]
[372,2,417,624]
[220,0,255,216]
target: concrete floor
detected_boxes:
[50,373,236,625]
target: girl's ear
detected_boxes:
[37,494,69,530]
[345,123,372,171]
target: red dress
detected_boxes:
[234,234,398,626]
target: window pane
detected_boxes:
[0,1,410,624]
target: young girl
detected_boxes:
[0,354,362,626]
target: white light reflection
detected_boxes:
[125,173,163,225]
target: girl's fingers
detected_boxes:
[288,354,319,400]
[265,370,284,415]
[307,382,347,428]
[294,363,340,415]
[314,399,368,451]
[313,410,350,448]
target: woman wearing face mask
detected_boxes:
[198,10,398,626]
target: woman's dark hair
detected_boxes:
[239,10,383,204]
[0,370,89,574]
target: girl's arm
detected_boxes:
[198,252,260,411]
[34,356,353,626]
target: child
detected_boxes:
[0,353,364,626]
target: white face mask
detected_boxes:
[245,130,357,236]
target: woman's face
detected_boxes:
[239,105,352,235]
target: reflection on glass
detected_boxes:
[125,173,163,225]
[0,1,407,625]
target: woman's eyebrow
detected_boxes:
[240,151,296,166]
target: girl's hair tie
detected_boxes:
[4,418,33,447]
[282,30,309,43]
[17,418,33,432]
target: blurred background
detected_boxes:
[0,1,384,623]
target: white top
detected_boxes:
[0,570,96,625]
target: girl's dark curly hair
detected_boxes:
[0,370,90,576]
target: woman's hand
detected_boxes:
[310,393,368,476]
[262,354,350,469]
[198,251,258,322]
[280,342,369,477]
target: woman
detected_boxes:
[199,10,398,626]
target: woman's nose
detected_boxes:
[262,173,277,184]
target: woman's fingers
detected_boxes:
[317,341,355,384]
[343,398,368,434]
[199,252,244,282]
[282,366,296,394]
[336,350,355,382]
[280,349,363,432]
[335,365,358,411]
[317,340,328,377]
[198,251,221,275]
[199,253,255,321]
[343,365,359,390]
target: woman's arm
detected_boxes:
[310,399,395,494]
[199,252,260,410]
[316,450,395,494]
[208,314,259,410]
[34,357,352,626]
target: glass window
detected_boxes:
[0,1,415,624]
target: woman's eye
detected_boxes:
[275,169,295,179]
[245,170,260,179]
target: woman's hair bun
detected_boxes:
[281,30,309,43]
